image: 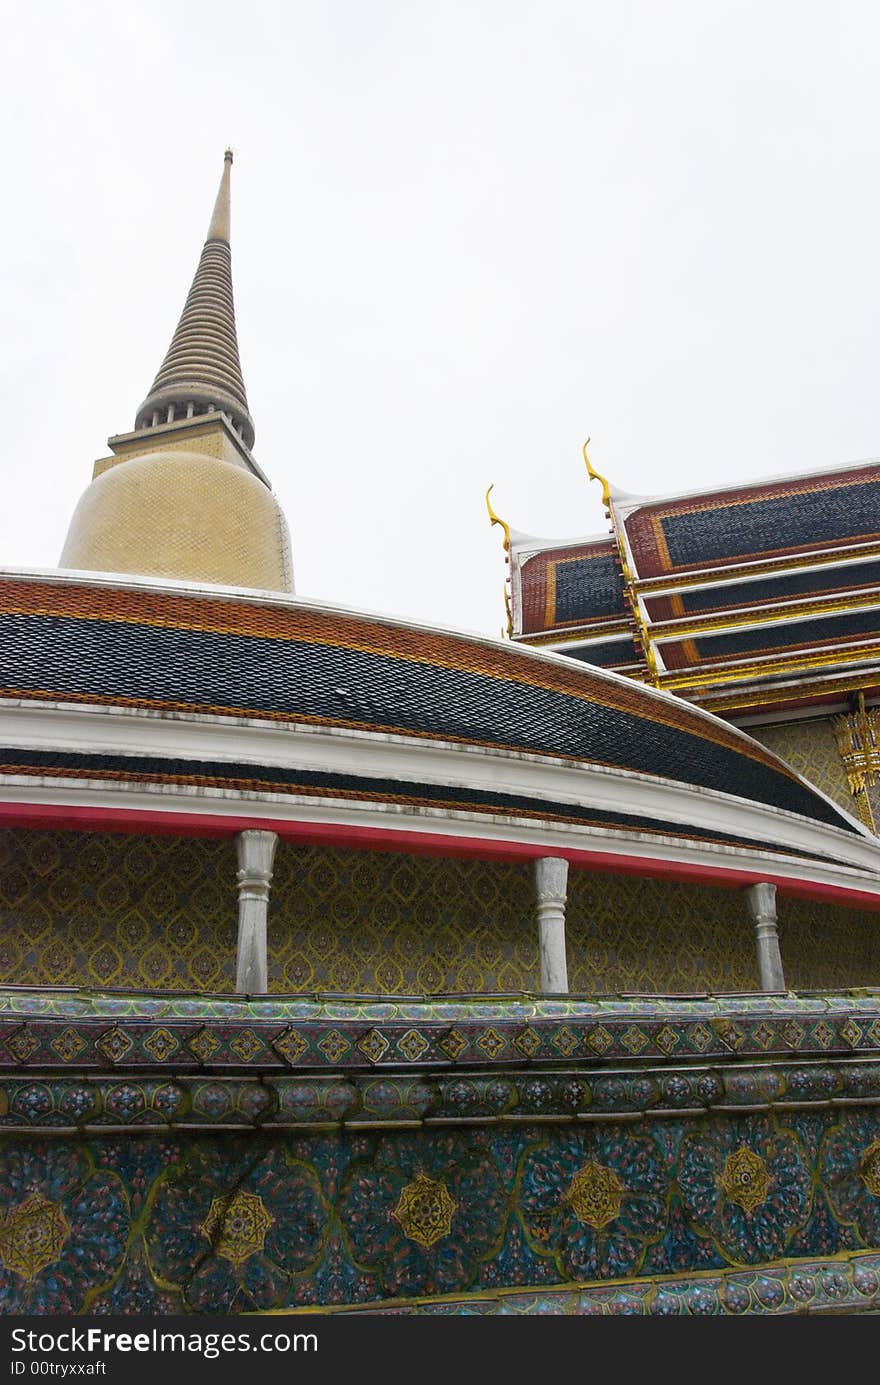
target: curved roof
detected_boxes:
[1,569,879,904]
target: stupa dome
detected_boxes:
[60,449,293,590]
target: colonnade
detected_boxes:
[232,831,787,997]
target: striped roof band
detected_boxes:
[0,576,857,836]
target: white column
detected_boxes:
[235,830,278,994]
[535,857,569,993]
[745,881,786,992]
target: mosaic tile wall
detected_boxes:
[4,1105,880,1313]
[779,896,880,991]
[566,874,757,993]
[748,718,853,812]
[1,828,877,994]
[268,846,537,993]
[0,830,237,991]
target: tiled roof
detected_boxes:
[504,459,880,715]
[517,540,625,635]
[626,470,880,577]
[670,558,880,616]
[0,575,857,836]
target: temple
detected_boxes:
[494,444,880,831]
[2,155,880,1316]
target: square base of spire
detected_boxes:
[97,413,271,489]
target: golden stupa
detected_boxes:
[60,151,294,592]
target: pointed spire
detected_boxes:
[134,149,256,449]
[207,148,233,242]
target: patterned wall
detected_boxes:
[4,1105,880,1313]
[566,874,757,993]
[268,847,537,993]
[0,829,236,991]
[1,828,877,995]
[780,896,880,991]
[748,718,854,812]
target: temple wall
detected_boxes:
[0,829,237,991]
[3,1098,880,1313]
[267,846,536,992]
[566,874,757,992]
[779,896,880,990]
[1,828,878,995]
[747,717,853,812]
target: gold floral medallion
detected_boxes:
[201,1190,273,1264]
[391,1173,456,1249]
[566,1160,625,1230]
[860,1138,880,1198]
[719,1146,770,1214]
[0,1193,70,1279]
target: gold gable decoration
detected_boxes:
[833,695,880,832]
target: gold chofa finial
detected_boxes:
[485,484,511,553]
[583,437,611,511]
[485,485,513,637]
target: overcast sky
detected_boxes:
[2,1,879,638]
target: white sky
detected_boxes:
[2,1,879,639]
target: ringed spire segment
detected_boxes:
[134,149,255,449]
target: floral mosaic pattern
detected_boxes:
[718,1146,770,1214]
[0,830,236,991]
[0,1192,70,1279]
[0,1143,129,1312]
[778,895,880,992]
[521,1129,667,1280]
[3,1089,880,1312]
[750,719,853,813]
[270,847,537,993]
[146,1140,328,1313]
[202,1190,274,1264]
[822,1110,880,1247]
[339,1131,507,1298]
[678,1116,812,1263]
[392,1174,457,1249]
[566,1161,625,1230]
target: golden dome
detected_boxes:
[60,448,293,591]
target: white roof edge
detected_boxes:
[511,529,613,557]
